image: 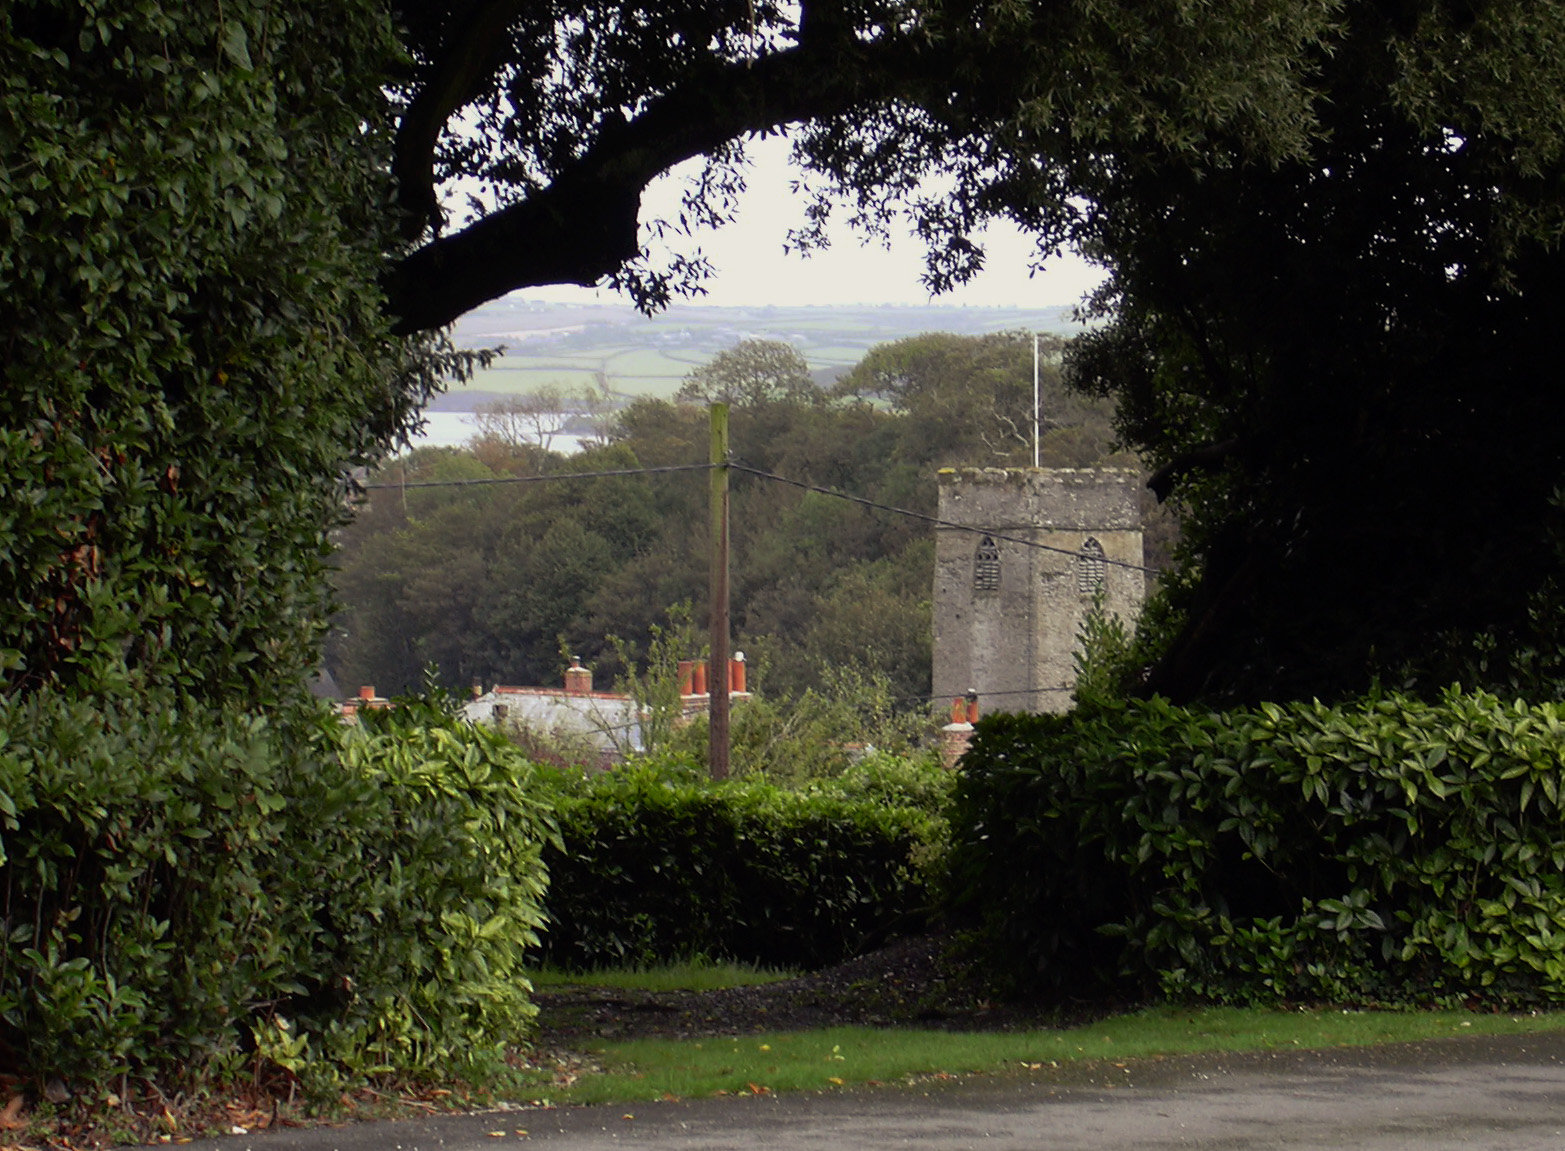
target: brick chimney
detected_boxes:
[941,690,979,770]
[564,656,592,696]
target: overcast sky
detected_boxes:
[517,137,1106,310]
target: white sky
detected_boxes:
[517,137,1106,310]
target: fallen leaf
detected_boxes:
[0,1094,25,1129]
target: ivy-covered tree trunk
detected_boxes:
[0,0,437,707]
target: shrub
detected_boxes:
[284,697,559,1081]
[0,688,319,1083]
[947,689,1565,1006]
[538,757,944,970]
[0,691,556,1086]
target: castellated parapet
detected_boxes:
[933,468,1144,715]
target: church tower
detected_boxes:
[933,468,1144,714]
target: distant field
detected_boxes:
[441,299,1081,408]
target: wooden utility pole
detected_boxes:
[708,403,731,780]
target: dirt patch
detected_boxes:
[532,934,1122,1044]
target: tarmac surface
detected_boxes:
[192,1031,1565,1151]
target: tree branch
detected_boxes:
[392,0,538,239]
[1147,437,1242,502]
[385,32,939,333]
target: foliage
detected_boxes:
[0,687,303,1083]
[675,339,818,408]
[947,689,1565,1007]
[0,0,526,1088]
[833,332,1126,469]
[0,0,449,711]
[536,757,946,971]
[1070,588,1140,709]
[382,0,1355,329]
[312,698,559,1080]
[607,604,704,756]
[1058,5,1565,703]
[471,385,612,454]
[381,0,1565,706]
[663,665,938,782]
[0,688,556,1085]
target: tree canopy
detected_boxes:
[675,339,818,407]
[0,0,458,706]
[1064,3,1565,703]
[381,0,1351,331]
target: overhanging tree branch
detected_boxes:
[392,0,538,240]
[385,30,951,333]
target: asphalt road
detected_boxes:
[193,1031,1565,1151]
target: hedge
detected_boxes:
[538,756,948,971]
[947,689,1565,1006]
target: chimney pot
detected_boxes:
[358,685,375,700]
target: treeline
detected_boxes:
[326,333,1162,703]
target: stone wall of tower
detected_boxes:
[933,468,1144,714]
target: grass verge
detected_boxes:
[542,1007,1565,1105]
[527,959,796,993]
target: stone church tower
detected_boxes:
[933,468,1144,714]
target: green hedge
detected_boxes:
[947,690,1565,1006]
[0,692,556,1085]
[538,757,947,970]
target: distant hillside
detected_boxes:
[432,297,1082,411]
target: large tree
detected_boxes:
[13,0,1565,707]
[1063,3,1565,703]
[379,2,1565,705]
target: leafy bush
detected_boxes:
[0,689,302,1083]
[655,665,936,783]
[947,690,1565,1006]
[0,691,557,1085]
[538,757,945,970]
[297,698,558,1080]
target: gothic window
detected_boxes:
[1078,536,1107,594]
[973,535,1001,592]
